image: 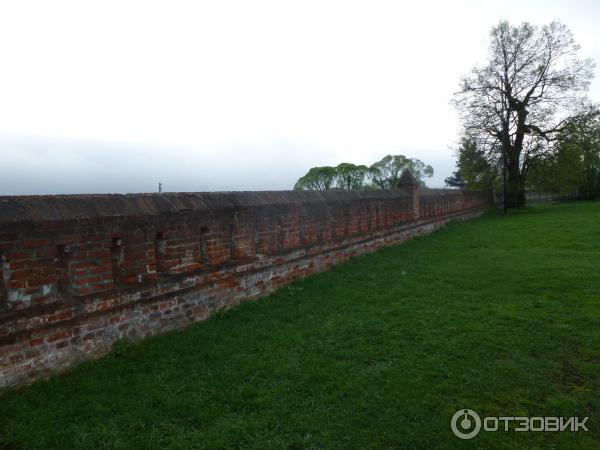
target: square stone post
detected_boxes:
[396,170,420,222]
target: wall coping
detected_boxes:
[0,189,426,223]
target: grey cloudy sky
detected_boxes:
[0,0,599,195]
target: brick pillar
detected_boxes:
[396,170,420,221]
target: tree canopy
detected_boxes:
[293,166,337,190]
[445,137,499,190]
[369,155,433,189]
[334,163,369,190]
[528,113,600,198]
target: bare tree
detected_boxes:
[454,20,595,208]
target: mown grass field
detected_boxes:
[1,202,600,449]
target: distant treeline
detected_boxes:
[294,155,433,191]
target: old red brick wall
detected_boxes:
[0,187,491,388]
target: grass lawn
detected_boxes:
[2,202,600,449]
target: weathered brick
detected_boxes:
[47,330,72,342]
[0,187,492,388]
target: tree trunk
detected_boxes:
[506,157,525,208]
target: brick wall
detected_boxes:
[0,186,492,388]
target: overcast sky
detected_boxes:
[0,0,598,195]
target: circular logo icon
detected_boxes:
[451,409,481,440]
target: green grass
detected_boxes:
[2,202,600,449]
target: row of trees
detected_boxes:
[451,20,597,208]
[294,155,433,190]
[446,114,600,199]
